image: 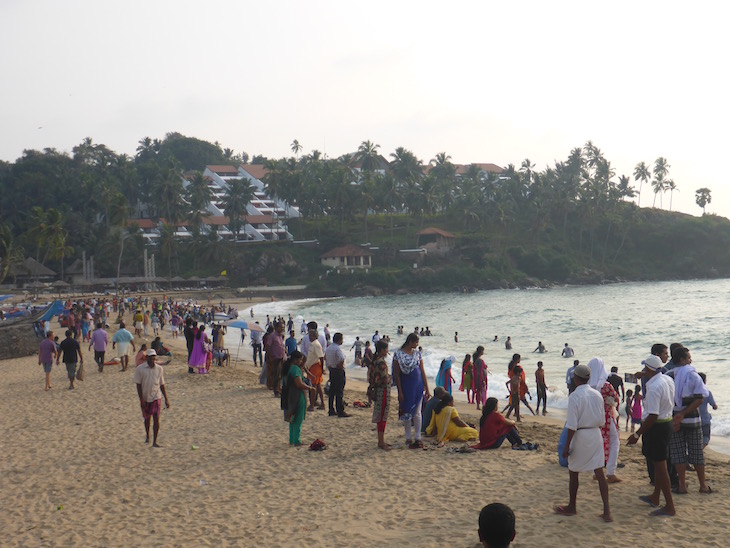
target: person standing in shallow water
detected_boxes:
[535,361,548,416]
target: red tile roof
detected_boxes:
[417,227,455,238]
[320,244,374,259]
[207,165,239,175]
[131,219,158,229]
[240,164,269,180]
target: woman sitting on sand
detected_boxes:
[425,394,478,447]
[281,351,315,446]
[368,340,392,451]
[471,397,536,450]
[135,343,148,367]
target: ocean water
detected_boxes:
[244,279,730,441]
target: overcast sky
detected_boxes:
[2,1,728,218]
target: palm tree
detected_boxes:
[695,188,712,214]
[223,178,255,239]
[617,175,636,201]
[158,223,177,278]
[520,158,536,186]
[633,161,651,207]
[185,171,213,235]
[291,139,303,158]
[665,180,678,211]
[652,157,670,209]
[0,223,24,286]
[354,140,381,172]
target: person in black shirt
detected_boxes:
[57,329,83,390]
[184,318,195,373]
[607,366,625,402]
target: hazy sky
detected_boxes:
[2,1,728,218]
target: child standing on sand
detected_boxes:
[630,385,642,433]
[624,389,634,432]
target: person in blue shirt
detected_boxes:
[285,330,298,357]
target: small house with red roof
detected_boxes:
[417,228,456,256]
[320,245,373,270]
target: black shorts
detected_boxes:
[641,420,672,462]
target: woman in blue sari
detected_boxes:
[435,355,456,394]
[393,333,431,448]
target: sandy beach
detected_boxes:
[2,324,729,547]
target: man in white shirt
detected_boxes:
[628,354,675,516]
[555,364,612,522]
[134,349,170,447]
[325,332,350,418]
[303,329,326,411]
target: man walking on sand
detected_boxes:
[628,355,676,516]
[134,349,170,447]
[39,330,57,391]
[89,322,109,372]
[555,363,612,522]
[112,322,136,372]
[57,329,84,390]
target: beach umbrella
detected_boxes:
[224,319,263,364]
[225,319,264,332]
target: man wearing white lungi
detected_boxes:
[555,364,613,522]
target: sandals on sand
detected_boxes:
[409,440,424,449]
[638,495,658,508]
[553,506,576,516]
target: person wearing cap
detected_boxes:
[555,363,612,522]
[628,354,676,516]
[134,348,170,447]
[435,355,456,395]
[666,346,712,494]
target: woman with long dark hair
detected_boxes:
[393,333,430,448]
[281,350,315,446]
[459,354,473,404]
[425,393,478,447]
[368,340,392,450]
[472,397,535,450]
[188,325,211,374]
[472,346,488,410]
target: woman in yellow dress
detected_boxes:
[425,394,478,447]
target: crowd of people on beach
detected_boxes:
[36,293,240,446]
[34,296,720,536]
